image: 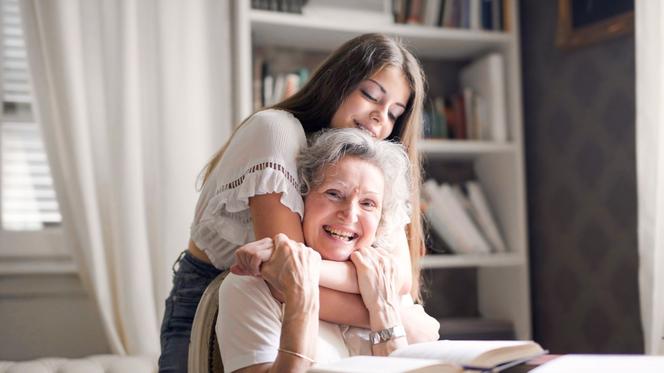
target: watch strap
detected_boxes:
[369,324,406,345]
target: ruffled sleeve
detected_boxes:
[191,110,307,253]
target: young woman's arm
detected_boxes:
[249,193,371,328]
[320,225,413,295]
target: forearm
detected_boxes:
[318,255,409,296]
[271,300,319,373]
[318,286,370,328]
[369,305,407,356]
[246,234,321,373]
[238,300,319,373]
[319,260,359,293]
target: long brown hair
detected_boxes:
[200,33,426,301]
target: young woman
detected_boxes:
[219,129,415,373]
[158,33,433,373]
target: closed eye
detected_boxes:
[361,90,378,102]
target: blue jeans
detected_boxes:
[158,250,223,373]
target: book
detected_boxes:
[437,0,447,26]
[502,0,511,32]
[308,340,546,373]
[459,0,470,28]
[466,181,507,252]
[406,0,423,24]
[493,0,503,31]
[460,53,508,142]
[481,0,493,29]
[469,0,481,30]
[303,0,393,25]
[446,94,466,139]
[442,0,456,27]
[423,0,442,27]
[421,180,492,254]
[462,88,476,139]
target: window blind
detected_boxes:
[1,0,61,230]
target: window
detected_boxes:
[0,0,71,273]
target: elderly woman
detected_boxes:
[217,129,436,373]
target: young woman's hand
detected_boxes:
[230,237,274,276]
[400,304,440,343]
[350,246,402,331]
[261,233,322,309]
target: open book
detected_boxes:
[308,340,546,373]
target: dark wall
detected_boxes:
[520,0,642,353]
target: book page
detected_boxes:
[308,356,460,373]
[390,340,542,368]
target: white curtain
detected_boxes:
[636,0,664,356]
[20,0,235,355]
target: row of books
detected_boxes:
[424,53,508,142]
[422,179,507,255]
[251,0,308,13]
[423,91,489,140]
[254,61,310,109]
[394,0,511,31]
[255,52,506,142]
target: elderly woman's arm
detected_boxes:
[232,234,321,373]
[351,245,408,356]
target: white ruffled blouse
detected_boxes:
[190,109,307,270]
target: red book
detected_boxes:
[446,94,467,139]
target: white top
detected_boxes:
[217,274,353,372]
[217,274,418,372]
[190,110,307,269]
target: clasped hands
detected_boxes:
[230,234,401,320]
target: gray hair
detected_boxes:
[297,128,411,243]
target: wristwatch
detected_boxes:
[369,324,406,345]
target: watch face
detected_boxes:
[370,334,380,344]
[380,329,390,340]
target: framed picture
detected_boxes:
[556,0,634,49]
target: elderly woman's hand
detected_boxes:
[350,246,402,331]
[261,233,322,309]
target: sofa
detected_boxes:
[0,355,155,373]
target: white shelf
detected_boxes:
[417,139,516,158]
[236,0,531,339]
[420,253,524,269]
[250,10,512,60]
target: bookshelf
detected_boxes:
[420,252,523,269]
[417,139,516,158]
[231,0,531,340]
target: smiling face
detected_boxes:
[330,66,411,140]
[302,156,385,261]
